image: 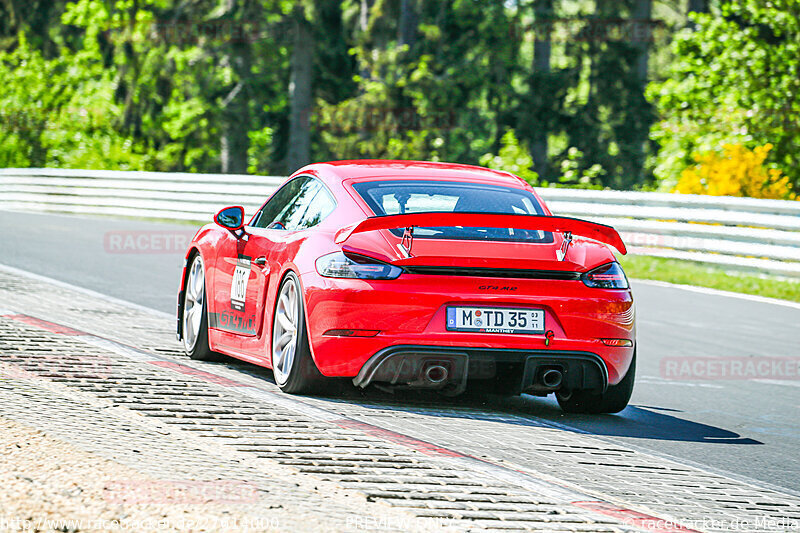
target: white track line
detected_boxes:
[632,278,800,311]
[0,263,174,319]
[3,263,798,318]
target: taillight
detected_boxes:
[316,252,403,280]
[582,262,629,289]
[601,338,634,347]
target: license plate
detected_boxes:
[446,307,545,334]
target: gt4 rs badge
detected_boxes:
[230,256,251,311]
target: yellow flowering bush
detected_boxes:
[674,144,796,200]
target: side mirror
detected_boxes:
[214,206,245,232]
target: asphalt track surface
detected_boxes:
[2,210,799,494]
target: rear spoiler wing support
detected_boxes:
[400,227,415,257]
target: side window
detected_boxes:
[252,177,314,229]
[279,179,321,230]
[298,186,336,229]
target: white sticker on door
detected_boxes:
[230,256,251,311]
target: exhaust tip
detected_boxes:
[541,369,563,388]
[425,364,449,384]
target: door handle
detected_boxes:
[254,257,267,266]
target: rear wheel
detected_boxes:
[182,254,222,361]
[557,350,635,414]
[271,272,324,394]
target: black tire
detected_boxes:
[271,272,325,394]
[182,254,224,362]
[557,350,636,414]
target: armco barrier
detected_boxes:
[2,168,799,276]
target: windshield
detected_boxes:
[352,180,554,243]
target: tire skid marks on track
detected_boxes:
[2,317,634,532]
[4,313,86,336]
[2,312,250,389]
[4,267,800,531]
[1,310,706,533]
[574,502,699,533]
[149,361,250,387]
[334,419,467,458]
[0,358,424,531]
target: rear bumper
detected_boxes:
[301,272,635,384]
[352,345,608,395]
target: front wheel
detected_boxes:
[557,350,636,414]
[182,254,223,362]
[271,272,324,394]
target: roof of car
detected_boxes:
[303,160,528,188]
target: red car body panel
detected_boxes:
[177,160,635,389]
[302,275,634,382]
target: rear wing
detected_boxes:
[334,212,627,255]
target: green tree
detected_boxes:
[0,0,710,194]
[650,0,800,192]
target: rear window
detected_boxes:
[352,180,553,243]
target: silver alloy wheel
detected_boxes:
[272,277,299,386]
[183,255,205,353]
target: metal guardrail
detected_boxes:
[2,168,799,276]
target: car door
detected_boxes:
[208,232,256,338]
[210,177,314,340]
[241,177,322,338]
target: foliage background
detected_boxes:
[0,0,797,199]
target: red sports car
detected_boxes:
[177,160,635,413]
